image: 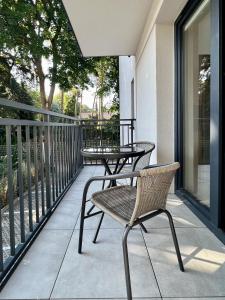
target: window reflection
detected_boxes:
[183,0,211,207]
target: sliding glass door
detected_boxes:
[175,0,224,241]
[183,0,211,208]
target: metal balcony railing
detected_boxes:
[81,118,135,165]
[0,98,82,288]
[0,98,135,288]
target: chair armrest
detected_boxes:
[143,163,170,170]
[82,171,140,203]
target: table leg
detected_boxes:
[101,158,120,187]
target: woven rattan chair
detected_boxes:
[125,141,155,171]
[78,162,184,300]
[102,141,155,187]
[86,141,155,217]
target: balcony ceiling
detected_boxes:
[62,0,153,57]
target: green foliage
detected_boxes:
[94,57,119,98]
[0,56,34,119]
[0,0,96,109]
[0,0,119,115]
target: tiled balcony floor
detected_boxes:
[0,166,225,300]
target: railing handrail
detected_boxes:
[80,118,136,122]
[0,98,78,121]
[0,118,80,127]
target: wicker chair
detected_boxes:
[101,141,155,189]
[78,162,184,300]
[87,141,155,217]
[122,141,155,172]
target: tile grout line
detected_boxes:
[48,208,81,299]
[48,166,97,299]
[48,170,92,300]
[140,229,163,300]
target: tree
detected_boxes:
[93,57,119,119]
[0,56,34,119]
[0,0,95,110]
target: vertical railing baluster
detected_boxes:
[58,126,62,194]
[33,126,39,224]
[0,199,4,272]
[75,126,79,170]
[54,126,59,197]
[61,126,66,189]
[71,125,75,175]
[73,126,77,173]
[65,126,69,183]
[17,126,25,242]
[26,126,33,232]
[59,126,63,191]
[39,126,45,216]
[6,125,15,256]
[69,126,72,179]
[65,126,68,185]
[131,119,134,146]
[44,123,51,210]
[69,126,73,179]
[51,126,56,202]
[78,126,82,168]
[67,126,70,181]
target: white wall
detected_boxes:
[118,0,187,191]
[136,26,157,163]
[155,24,174,164]
[135,24,175,165]
[119,56,135,119]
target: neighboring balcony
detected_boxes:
[0,99,225,299]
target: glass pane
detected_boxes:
[183,0,211,207]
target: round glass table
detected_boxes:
[81,146,145,187]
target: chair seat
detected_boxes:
[92,186,137,225]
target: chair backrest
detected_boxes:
[131,141,155,171]
[129,162,180,225]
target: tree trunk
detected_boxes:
[80,90,83,118]
[35,58,47,109]
[92,89,97,117]
[47,83,56,110]
[61,90,64,112]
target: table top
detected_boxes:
[81,146,145,160]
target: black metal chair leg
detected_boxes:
[164,210,184,272]
[78,200,86,254]
[87,204,95,215]
[102,168,107,190]
[122,226,133,300]
[130,177,134,186]
[139,222,148,233]
[93,212,104,243]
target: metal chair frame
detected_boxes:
[78,169,184,300]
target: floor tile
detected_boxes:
[45,201,80,230]
[51,229,160,299]
[144,227,225,298]
[144,198,205,229]
[0,230,72,299]
[75,201,122,229]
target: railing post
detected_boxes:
[131,119,134,146]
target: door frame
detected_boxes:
[175,0,225,242]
